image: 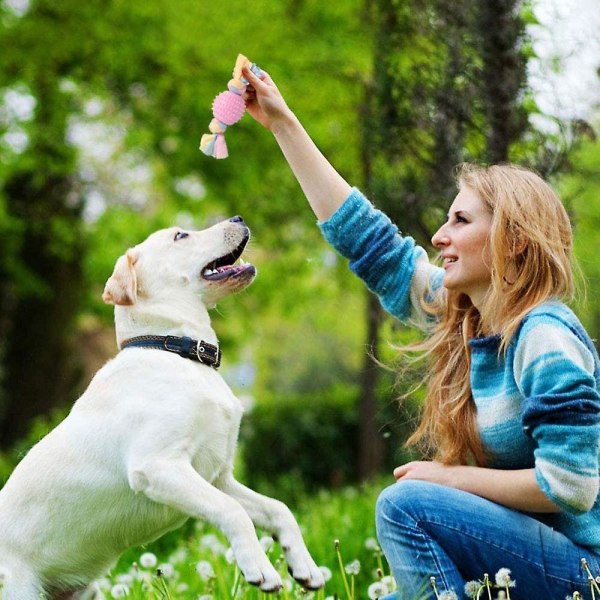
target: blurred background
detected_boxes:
[1,0,599,497]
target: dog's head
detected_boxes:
[102,216,256,309]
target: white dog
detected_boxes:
[0,216,324,599]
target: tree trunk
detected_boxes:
[0,171,84,448]
[358,292,385,480]
[477,0,528,163]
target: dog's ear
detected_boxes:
[102,250,139,306]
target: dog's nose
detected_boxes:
[229,216,245,224]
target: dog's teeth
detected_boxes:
[239,258,247,265]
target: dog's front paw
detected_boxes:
[235,551,282,593]
[245,565,283,593]
[285,552,326,590]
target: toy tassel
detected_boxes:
[200,54,262,159]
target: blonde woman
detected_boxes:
[242,66,600,599]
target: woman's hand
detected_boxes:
[394,461,457,487]
[242,67,294,132]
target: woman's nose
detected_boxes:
[431,226,448,248]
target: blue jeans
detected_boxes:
[375,480,600,599]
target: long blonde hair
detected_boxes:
[406,163,575,465]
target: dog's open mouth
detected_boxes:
[201,235,255,281]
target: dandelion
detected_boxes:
[110,583,129,598]
[157,563,175,578]
[439,592,458,600]
[116,574,134,586]
[195,560,215,581]
[97,578,112,592]
[381,575,396,592]
[169,548,188,564]
[345,559,361,575]
[0,566,9,585]
[368,581,387,599]
[259,535,275,552]
[494,568,515,589]
[464,580,480,599]
[365,537,381,552]
[198,595,213,600]
[175,583,188,593]
[139,552,158,569]
[319,566,333,582]
[225,547,236,564]
[200,533,227,556]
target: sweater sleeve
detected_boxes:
[514,313,600,514]
[318,187,443,323]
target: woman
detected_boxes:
[242,66,600,599]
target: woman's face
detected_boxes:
[431,186,493,308]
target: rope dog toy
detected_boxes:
[199,54,262,159]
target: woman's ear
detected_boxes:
[102,250,139,305]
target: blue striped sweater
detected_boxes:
[319,188,600,551]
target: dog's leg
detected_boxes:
[215,472,325,590]
[1,566,44,600]
[128,459,282,592]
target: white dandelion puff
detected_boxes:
[495,568,516,588]
[139,552,158,569]
[225,547,236,564]
[381,575,396,591]
[368,581,387,599]
[116,574,133,586]
[200,533,227,556]
[110,583,129,598]
[195,560,215,581]
[464,580,480,598]
[439,591,458,600]
[345,559,361,575]
[97,578,112,592]
[158,563,175,578]
[259,536,275,552]
[365,537,381,552]
[169,548,188,564]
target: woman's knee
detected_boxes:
[376,479,443,530]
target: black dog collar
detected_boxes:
[120,335,221,369]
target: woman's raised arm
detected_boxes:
[242,66,352,222]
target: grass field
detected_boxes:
[96,480,391,599]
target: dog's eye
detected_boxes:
[174,231,189,242]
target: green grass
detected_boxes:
[2,477,596,599]
[97,479,392,599]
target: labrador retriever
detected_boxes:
[0,216,324,599]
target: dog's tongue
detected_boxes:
[203,264,249,280]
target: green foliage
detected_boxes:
[558,134,600,341]
[241,384,360,491]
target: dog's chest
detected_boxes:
[184,379,244,482]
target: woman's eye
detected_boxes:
[174,231,189,241]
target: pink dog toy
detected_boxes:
[199,54,262,159]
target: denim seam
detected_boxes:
[381,498,460,596]
[415,516,543,568]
